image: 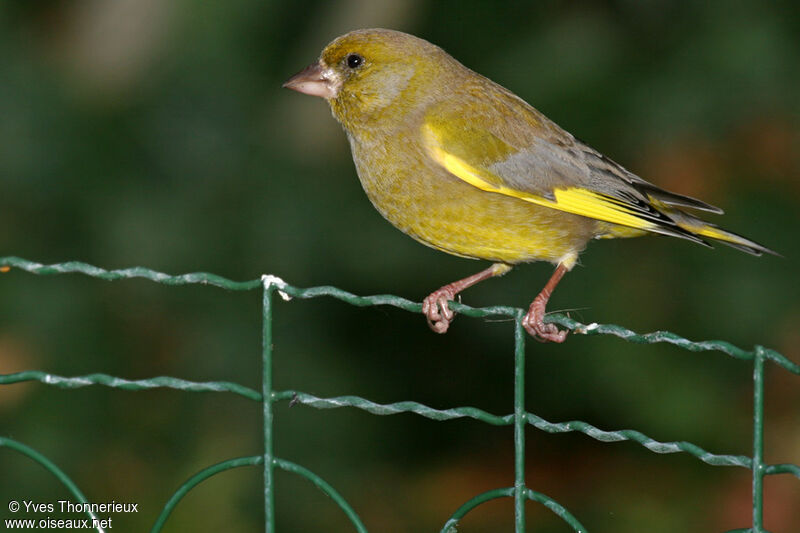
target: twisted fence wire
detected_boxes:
[0,256,798,532]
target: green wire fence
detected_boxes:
[0,255,797,532]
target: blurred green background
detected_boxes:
[1,1,798,531]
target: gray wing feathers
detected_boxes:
[489,124,724,215]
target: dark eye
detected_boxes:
[346,53,364,69]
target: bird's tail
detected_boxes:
[670,212,779,257]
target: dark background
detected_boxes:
[1,1,798,531]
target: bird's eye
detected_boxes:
[346,53,364,69]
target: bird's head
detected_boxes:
[284,29,458,128]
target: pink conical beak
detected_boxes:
[283,61,337,99]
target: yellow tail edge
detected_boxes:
[680,223,780,257]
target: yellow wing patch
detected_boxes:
[551,188,659,229]
[422,122,660,232]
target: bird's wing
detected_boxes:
[421,105,719,243]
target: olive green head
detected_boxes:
[284,29,461,128]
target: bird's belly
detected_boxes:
[355,161,597,264]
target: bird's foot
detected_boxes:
[522,298,568,343]
[422,286,457,334]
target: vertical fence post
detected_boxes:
[262,281,276,532]
[752,346,766,533]
[513,312,527,531]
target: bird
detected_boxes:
[283,28,776,343]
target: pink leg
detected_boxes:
[423,263,511,334]
[522,263,569,343]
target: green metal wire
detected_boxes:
[0,437,106,533]
[0,256,261,291]
[0,371,777,474]
[0,368,771,473]
[152,456,262,533]
[273,458,367,533]
[513,312,527,531]
[2,255,795,374]
[262,278,276,532]
[526,489,588,532]
[752,347,766,533]
[1,255,798,533]
[0,371,261,401]
[149,455,367,533]
[439,487,588,533]
[764,463,800,476]
[440,487,515,532]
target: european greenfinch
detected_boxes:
[283,28,775,343]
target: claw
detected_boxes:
[521,262,570,343]
[420,263,513,335]
[522,298,568,343]
[423,289,456,334]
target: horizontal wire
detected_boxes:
[273,390,510,424]
[274,390,759,472]
[0,370,261,401]
[0,256,261,291]
[2,255,796,374]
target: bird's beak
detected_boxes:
[282,61,338,99]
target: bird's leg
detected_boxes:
[523,263,569,343]
[423,263,512,334]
